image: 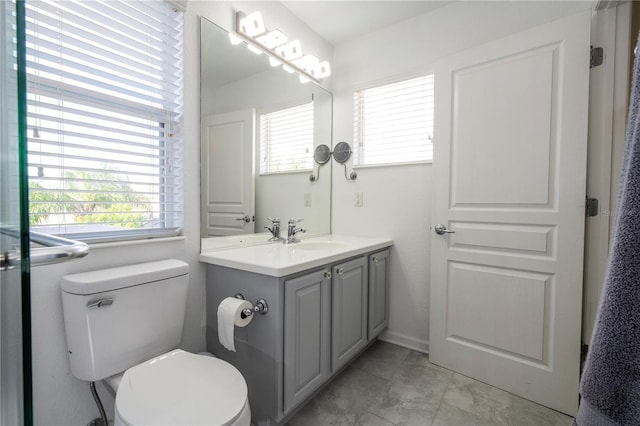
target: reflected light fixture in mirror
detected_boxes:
[234,11,331,84]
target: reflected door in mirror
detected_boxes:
[201,109,255,236]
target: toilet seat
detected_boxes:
[114,350,249,426]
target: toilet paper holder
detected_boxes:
[234,294,269,318]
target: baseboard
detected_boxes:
[378,330,429,354]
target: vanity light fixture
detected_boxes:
[234,11,331,84]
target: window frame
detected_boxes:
[353,74,434,168]
[24,0,184,243]
[258,98,315,176]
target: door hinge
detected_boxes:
[590,46,604,68]
[586,196,599,217]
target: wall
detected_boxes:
[330,0,594,353]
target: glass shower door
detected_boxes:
[1,1,30,425]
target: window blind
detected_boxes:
[260,101,314,174]
[25,0,184,242]
[354,75,434,166]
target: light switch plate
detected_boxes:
[354,192,363,207]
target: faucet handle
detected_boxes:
[267,217,280,224]
[288,218,303,225]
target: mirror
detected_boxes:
[333,141,358,181]
[309,144,331,182]
[314,144,332,165]
[200,17,332,247]
[332,141,352,164]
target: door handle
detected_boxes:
[235,215,251,223]
[434,224,455,235]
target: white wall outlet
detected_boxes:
[304,193,312,207]
[354,192,363,207]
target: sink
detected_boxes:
[291,241,348,251]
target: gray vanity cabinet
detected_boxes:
[368,249,390,340]
[205,245,391,425]
[283,269,331,414]
[331,257,368,372]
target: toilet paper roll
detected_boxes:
[217,297,253,352]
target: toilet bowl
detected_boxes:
[60,260,251,426]
[109,350,250,426]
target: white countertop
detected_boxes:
[199,234,393,277]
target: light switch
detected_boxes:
[304,193,312,207]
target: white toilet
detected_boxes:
[61,259,250,426]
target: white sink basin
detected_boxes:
[291,241,348,251]
[200,234,392,277]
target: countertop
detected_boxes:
[199,234,393,277]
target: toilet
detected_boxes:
[61,259,250,426]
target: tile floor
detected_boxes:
[287,341,573,426]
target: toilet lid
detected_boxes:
[115,350,248,426]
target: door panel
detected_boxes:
[451,45,556,206]
[368,250,389,340]
[447,262,549,361]
[332,257,368,372]
[430,11,590,416]
[283,270,330,414]
[201,109,255,236]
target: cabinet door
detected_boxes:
[332,257,368,372]
[369,249,390,340]
[283,269,331,414]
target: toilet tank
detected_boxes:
[61,259,189,381]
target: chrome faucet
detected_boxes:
[284,218,306,244]
[264,217,283,241]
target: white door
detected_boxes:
[201,109,255,236]
[429,11,590,416]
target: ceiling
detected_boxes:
[280,1,453,46]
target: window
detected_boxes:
[25,0,184,242]
[354,75,434,166]
[259,101,314,174]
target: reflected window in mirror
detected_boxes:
[354,74,434,166]
[260,101,314,174]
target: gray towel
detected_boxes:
[576,33,640,426]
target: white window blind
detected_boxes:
[260,101,314,174]
[354,75,434,166]
[25,0,184,242]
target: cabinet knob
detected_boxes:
[336,267,344,275]
[372,257,380,264]
[324,271,332,279]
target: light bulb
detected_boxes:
[277,40,302,60]
[314,61,331,79]
[256,29,287,49]
[239,11,265,37]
